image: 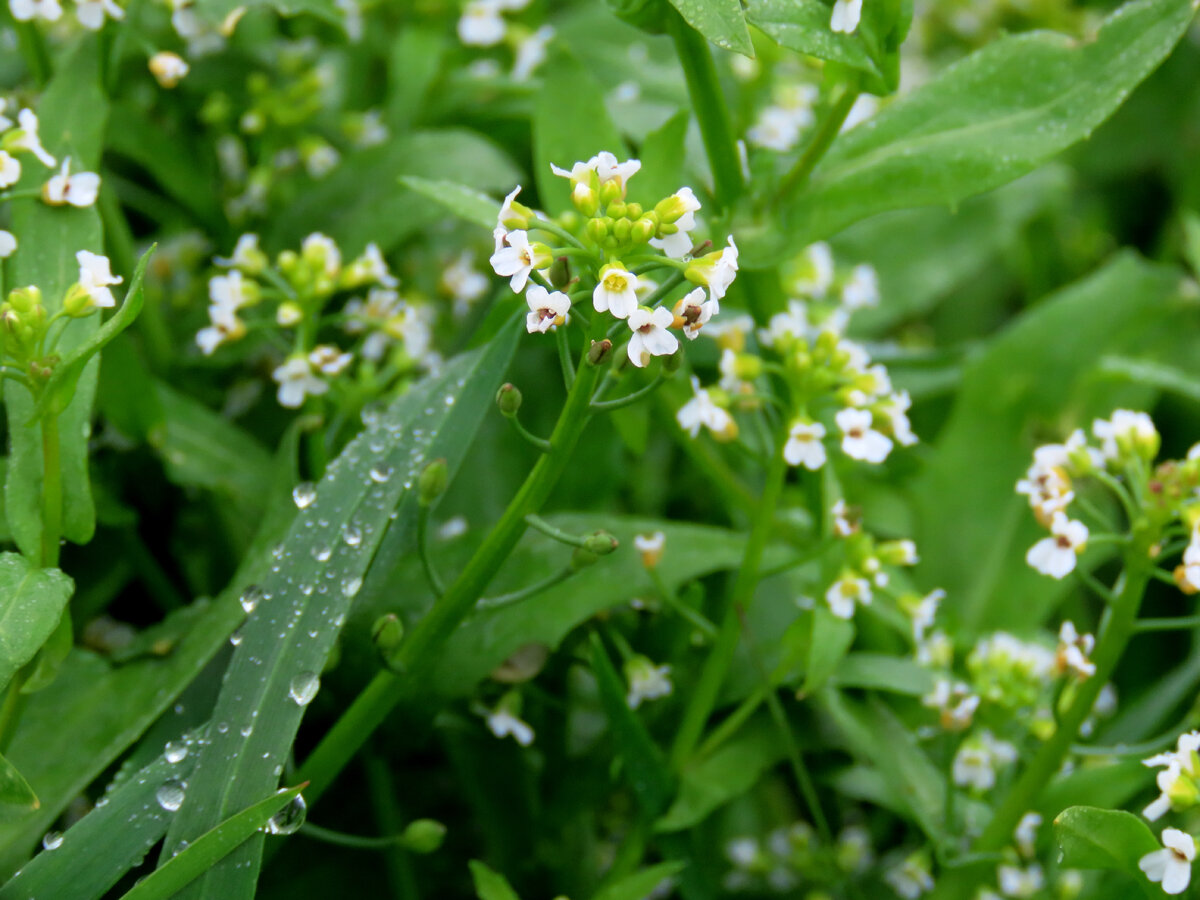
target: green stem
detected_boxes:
[777,81,860,204]
[590,374,666,412]
[416,505,446,598]
[669,434,788,770]
[524,513,590,548]
[1134,614,1200,632]
[297,325,608,801]
[648,565,719,640]
[475,566,574,611]
[40,414,62,569]
[667,11,742,211]
[503,412,553,453]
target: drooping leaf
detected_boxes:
[0,553,73,695]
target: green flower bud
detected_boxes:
[583,530,618,555]
[607,201,627,219]
[586,339,613,366]
[571,183,599,217]
[371,613,405,671]
[548,256,571,289]
[62,284,95,318]
[585,217,609,244]
[496,383,522,416]
[570,546,600,571]
[624,202,643,219]
[599,179,623,207]
[7,285,41,315]
[399,819,447,855]
[630,217,656,244]
[418,458,448,507]
[612,218,632,243]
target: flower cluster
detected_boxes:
[456,0,555,83]
[822,524,919,620]
[721,821,875,895]
[197,233,436,409]
[0,104,100,218]
[8,0,122,30]
[489,151,736,369]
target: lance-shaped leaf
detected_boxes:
[0,553,73,695]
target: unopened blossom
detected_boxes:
[308,345,352,376]
[953,730,1017,791]
[836,407,893,463]
[676,377,735,440]
[524,284,570,334]
[1055,621,1096,678]
[672,287,717,340]
[8,0,61,22]
[490,229,550,293]
[42,157,100,208]
[215,233,266,273]
[1093,409,1159,463]
[302,232,342,280]
[496,185,532,236]
[0,231,15,258]
[512,25,554,81]
[997,864,1044,898]
[922,678,980,731]
[593,265,639,319]
[685,236,739,301]
[1014,812,1041,859]
[276,303,303,326]
[1140,828,1196,895]
[272,355,328,408]
[457,0,505,45]
[825,572,871,619]
[626,306,678,368]
[148,51,189,88]
[1025,512,1088,580]
[76,251,123,309]
[0,151,19,189]
[8,110,56,168]
[830,0,863,33]
[650,187,702,258]
[878,539,918,566]
[634,532,665,569]
[625,655,672,709]
[1143,731,1200,821]
[784,419,826,470]
[75,0,123,29]
[341,242,397,289]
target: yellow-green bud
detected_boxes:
[586,339,613,367]
[571,183,599,217]
[399,819,447,854]
[418,458,448,506]
[732,353,762,380]
[583,530,618,555]
[625,202,642,219]
[570,546,600,571]
[585,218,609,243]
[371,613,405,671]
[663,346,684,374]
[496,383,523,416]
[7,285,41,314]
[613,218,632,243]
[607,201,627,219]
[630,217,656,244]
[62,284,95,318]
[599,179,623,207]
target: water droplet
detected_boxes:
[240,585,265,614]
[266,793,307,835]
[341,576,362,598]
[289,672,320,706]
[156,780,186,812]
[216,722,229,734]
[230,631,243,647]
[312,546,332,562]
[342,524,362,547]
[42,832,63,851]
[241,725,253,737]
[292,482,317,509]
[361,403,382,428]
[369,464,393,483]
[164,741,188,764]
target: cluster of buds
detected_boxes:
[1,251,123,388]
[198,232,433,409]
[952,728,1017,792]
[489,151,737,369]
[722,822,875,895]
[822,527,918,620]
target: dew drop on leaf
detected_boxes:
[41,832,63,851]
[156,779,186,812]
[341,575,362,598]
[289,672,320,706]
[369,463,393,483]
[164,741,188,764]
[292,482,317,509]
[266,793,307,835]
[342,524,362,547]
[240,585,264,614]
[312,546,332,562]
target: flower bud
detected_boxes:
[586,339,613,367]
[630,217,656,244]
[570,546,600,571]
[583,530,618,555]
[599,179,623,207]
[496,383,522,417]
[663,346,683,374]
[371,613,405,671]
[276,301,304,326]
[571,183,599,217]
[7,285,41,315]
[63,284,98,318]
[399,819,447,854]
[548,256,571,289]
[585,217,609,243]
[624,202,643,219]
[612,218,632,243]
[418,458,448,506]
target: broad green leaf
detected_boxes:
[818,689,944,842]
[160,325,521,898]
[913,253,1186,634]
[534,53,628,216]
[469,860,521,900]
[0,755,37,816]
[592,862,687,900]
[831,652,935,696]
[741,0,1198,264]
[799,606,855,698]
[0,553,73,694]
[273,130,520,253]
[387,26,446,129]
[0,750,198,899]
[656,716,783,832]
[1053,806,1158,875]
[399,177,500,231]
[4,37,109,558]
[667,0,753,56]
[122,786,305,900]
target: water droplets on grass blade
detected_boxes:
[289,672,320,706]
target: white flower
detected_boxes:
[441,251,488,314]
[196,303,244,355]
[1014,812,1041,859]
[0,231,15,258]
[308,344,352,376]
[0,151,20,189]
[671,286,717,339]
[1142,731,1200,821]
[1025,512,1088,580]
[686,235,739,301]
[524,284,570,334]
[996,863,1043,898]
[1140,828,1196,895]
[836,407,893,463]
[792,243,835,298]
[747,106,807,152]
[0,100,10,133]
[726,837,760,869]
[953,730,1017,792]
[489,229,549,293]
[676,377,735,440]
[625,655,672,709]
[479,692,535,746]
[76,250,122,309]
[1093,409,1159,463]
[302,232,342,280]
[42,157,100,208]
[550,152,641,195]
[75,0,123,29]
[10,109,56,168]
[784,420,827,470]
[878,391,918,447]
[457,0,505,46]
[884,853,934,898]
[908,588,944,643]
[841,264,879,310]
[345,242,398,288]
[633,531,665,569]
[593,265,639,319]
[649,187,702,258]
[209,269,254,311]
[830,0,863,33]
[512,24,554,81]
[760,300,809,348]
[272,355,328,408]
[1055,620,1096,678]
[825,572,871,619]
[921,678,979,731]
[215,233,265,273]
[496,185,527,234]
[8,0,61,22]
[626,306,678,368]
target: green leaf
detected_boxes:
[121,786,305,900]
[1053,806,1159,875]
[0,754,37,816]
[799,606,855,698]
[1095,355,1200,404]
[0,553,73,695]
[592,862,687,900]
[4,37,109,557]
[743,0,1198,264]
[386,26,446,129]
[0,750,198,899]
[534,53,628,216]
[831,652,936,696]
[469,860,521,900]
[666,0,753,56]
[193,0,341,27]
[399,177,500,230]
[159,326,521,898]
